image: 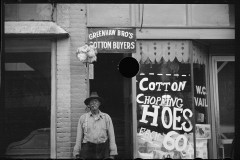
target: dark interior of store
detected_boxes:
[4,52,51,156]
[90,53,132,159]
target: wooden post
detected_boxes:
[86,62,90,98]
[190,41,197,159]
[85,57,90,113]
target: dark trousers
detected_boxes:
[80,141,110,159]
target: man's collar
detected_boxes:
[89,110,104,119]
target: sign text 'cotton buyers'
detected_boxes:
[88,28,136,53]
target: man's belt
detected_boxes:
[84,141,106,145]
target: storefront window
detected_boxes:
[4,39,51,157]
[192,41,210,159]
[133,40,209,159]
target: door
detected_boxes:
[212,56,235,159]
[89,53,132,159]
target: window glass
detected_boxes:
[135,40,195,159]
[134,40,209,159]
[4,39,51,154]
[217,61,235,158]
[192,41,209,159]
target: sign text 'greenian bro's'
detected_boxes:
[88,28,136,53]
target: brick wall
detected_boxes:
[56,4,87,159]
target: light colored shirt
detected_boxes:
[73,110,118,156]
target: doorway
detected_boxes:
[211,56,235,159]
[89,53,133,159]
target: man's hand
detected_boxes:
[109,155,114,159]
[75,154,80,159]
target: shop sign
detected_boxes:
[194,85,208,107]
[135,60,209,159]
[193,63,208,126]
[136,61,194,159]
[88,28,136,53]
[135,42,210,159]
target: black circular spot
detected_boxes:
[118,57,139,78]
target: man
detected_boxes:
[73,92,118,159]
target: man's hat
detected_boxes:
[84,92,104,105]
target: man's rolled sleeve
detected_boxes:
[73,116,83,157]
[106,115,118,156]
